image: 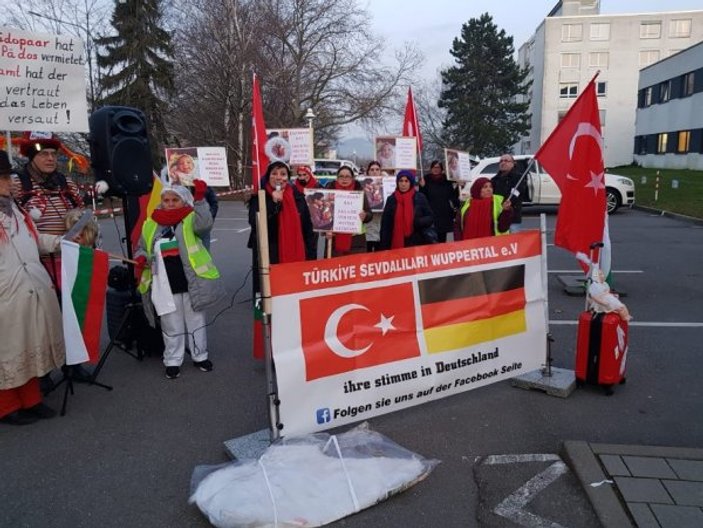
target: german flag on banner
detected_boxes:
[419,265,526,354]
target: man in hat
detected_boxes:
[0,150,64,425]
[13,132,82,280]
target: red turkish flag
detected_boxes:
[300,283,421,381]
[251,73,269,191]
[534,80,606,267]
[402,87,422,151]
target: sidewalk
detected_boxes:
[564,442,703,528]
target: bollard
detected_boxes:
[654,171,660,202]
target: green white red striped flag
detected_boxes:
[61,240,109,365]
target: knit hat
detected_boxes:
[295,165,314,179]
[19,131,62,160]
[161,184,194,207]
[0,150,11,176]
[470,177,492,199]
[396,170,416,187]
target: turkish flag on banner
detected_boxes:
[300,283,421,381]
[402,87,422,151]
[251,73,269,191]
[534,80,606,269]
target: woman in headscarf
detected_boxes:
[419,160,460,243]
[324,165,372,257]
[247,161,316,293]
[293,165,319,193]
[380,170,436,250]
[459,177,512,240]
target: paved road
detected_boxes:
[2,203,702,527]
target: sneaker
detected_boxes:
[25,402,57,419]
[165,366,181,379]
[193,359,213,372]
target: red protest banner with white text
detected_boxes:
[271,231,546,436]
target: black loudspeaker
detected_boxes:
[89,106,154,196]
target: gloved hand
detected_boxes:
[193,179,207,202]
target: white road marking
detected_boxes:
[485,454,569,528]
[548,270,643,274]
[550,321,703,328]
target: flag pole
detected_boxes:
[507,156,537,204]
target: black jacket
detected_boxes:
[380,191,435,250]
[419,174,459,234]
[491,168,527,223]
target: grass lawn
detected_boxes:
[609,165,703,219]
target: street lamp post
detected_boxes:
[28,10,95,111]
[304,108,315,129]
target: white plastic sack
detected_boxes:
[190,423,439,527]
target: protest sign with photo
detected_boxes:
[265,128,314,166]
[356,176,397,212]
[444,148,472,182]
[270,231,546,436]
[165,147,229,187]
[0,28,89,132]
[375,136,417,170]
[304,189,364,233]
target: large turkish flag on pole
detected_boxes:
[251,73,269,191]
[534,78,606,269]
[402,86,422,151]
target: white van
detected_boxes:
[311,159,360,177]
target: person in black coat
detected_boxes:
[247,161,316,294]
[419,160,459,243]
[490,154,528,233]
[380,170,436,250]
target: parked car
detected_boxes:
[459,155,635,214]
[311,159,360,186]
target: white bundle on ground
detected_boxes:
[190,423,439,528]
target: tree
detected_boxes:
[96,0,175,167]
[438,13,531,157]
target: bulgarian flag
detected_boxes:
[61,240,109,365]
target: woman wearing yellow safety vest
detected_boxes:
[135,181,220,380]
[460,177,513,240]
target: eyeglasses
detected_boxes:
[338,174,353,178]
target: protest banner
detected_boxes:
[0,27,89,132]
[444,148,472,182]
[270,230,546,436]
[164,146,229,186]
[375,136,417,170]
[265,128,314,166]
[304,189,364,233]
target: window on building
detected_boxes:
[660,80,672,102]
[561,24,583,42]
[596,82,607,97]
[669,19,692,38]
[589,52,609,68]
[639,50,661,66]
[644,86,653,106]
[640,22,662,39]
[559,83,578,98]
[590,23,610,41]
[683,72,695,96]
[677,131,691,153]
[560,53,581,68]
[657,133,668,154]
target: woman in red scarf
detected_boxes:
[460,177,512,240]
[379,170,436,250]
[247,162,316,293]
[324,165,372,257]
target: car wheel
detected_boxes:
[606,188,621,214]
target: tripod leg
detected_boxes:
[60,373,73,417]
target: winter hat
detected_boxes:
[396,170,416,187]
[295,165,314,179]
[0,150,12,176]
[470,177,492,199]
[161,184,194,207]
[19,131,62,160]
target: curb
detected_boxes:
[632,204,703,226]
[562,441,635,528]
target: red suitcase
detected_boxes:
[575,311,628,395]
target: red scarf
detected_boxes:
[152,206,193,226]
[391,188,415,249]
[294,175,318,193]
[462,198,494,239]
[265,181,306,263]
[333,180,354,253]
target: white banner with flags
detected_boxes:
[0,27,89,132]
[270,231,547,437]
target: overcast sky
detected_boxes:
[367,0,703,80]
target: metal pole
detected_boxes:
[5,131,13,165]
[539,213,553,377]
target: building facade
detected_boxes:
[634,42,703,170]
[516,0,703,167]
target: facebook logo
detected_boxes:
[316,408,331,424]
